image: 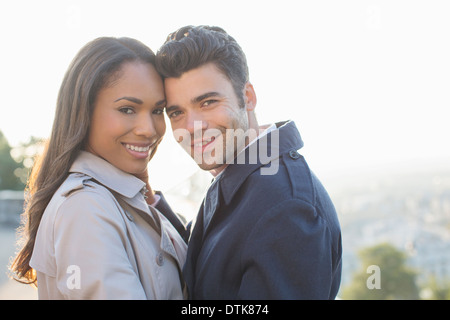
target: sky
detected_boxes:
[1,0,449,191]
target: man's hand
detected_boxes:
[133,169,156,205]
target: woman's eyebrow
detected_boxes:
[114,96,143,104]
[155,99,167,108]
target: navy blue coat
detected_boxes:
[162,121,342,299]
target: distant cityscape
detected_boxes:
[324,160,450,288]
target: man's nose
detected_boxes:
[185,111,207,134]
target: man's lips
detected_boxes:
[192,136,216,148]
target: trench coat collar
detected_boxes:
[69,151,146,199]
[69,151,159,233]
[69,151,187,287]
[219,120,304,206]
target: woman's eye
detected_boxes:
[119,107,135,114]
[152,108,164,115]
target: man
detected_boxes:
[155,25,342,299]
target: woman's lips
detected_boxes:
[123,142,153,159]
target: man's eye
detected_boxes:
[168,110,183,119]
[119,107,134,114]
[202,100,218,107]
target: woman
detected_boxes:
[10,37,187,299]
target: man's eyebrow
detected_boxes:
[165,105,180,114]
[165,92,222,114]
[191,92,221,104]
[114,96,143,104]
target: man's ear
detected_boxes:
[243,82,257,111]
[243,82,259,131]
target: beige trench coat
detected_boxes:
[30,151,187,299]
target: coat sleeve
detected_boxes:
[239,199,335,299]
[52,189,147,299]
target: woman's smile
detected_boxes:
[122,142,154,159]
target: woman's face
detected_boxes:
[86,61,166,175]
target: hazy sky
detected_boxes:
[1,0,449,190]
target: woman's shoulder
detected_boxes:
[40,173,121,229]
[58,172,110,198]
[30,174,127,279]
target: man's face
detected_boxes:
[164,62,255,174]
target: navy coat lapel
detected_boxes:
[182,202,205,296]
[202,178,221,234]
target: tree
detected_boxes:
[0,130,25,190]
[341,242,420,299]
[10,136,44,185]
[420,276,450,300]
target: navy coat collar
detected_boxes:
[219,120,304,205]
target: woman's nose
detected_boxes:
[134,114,157,138]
